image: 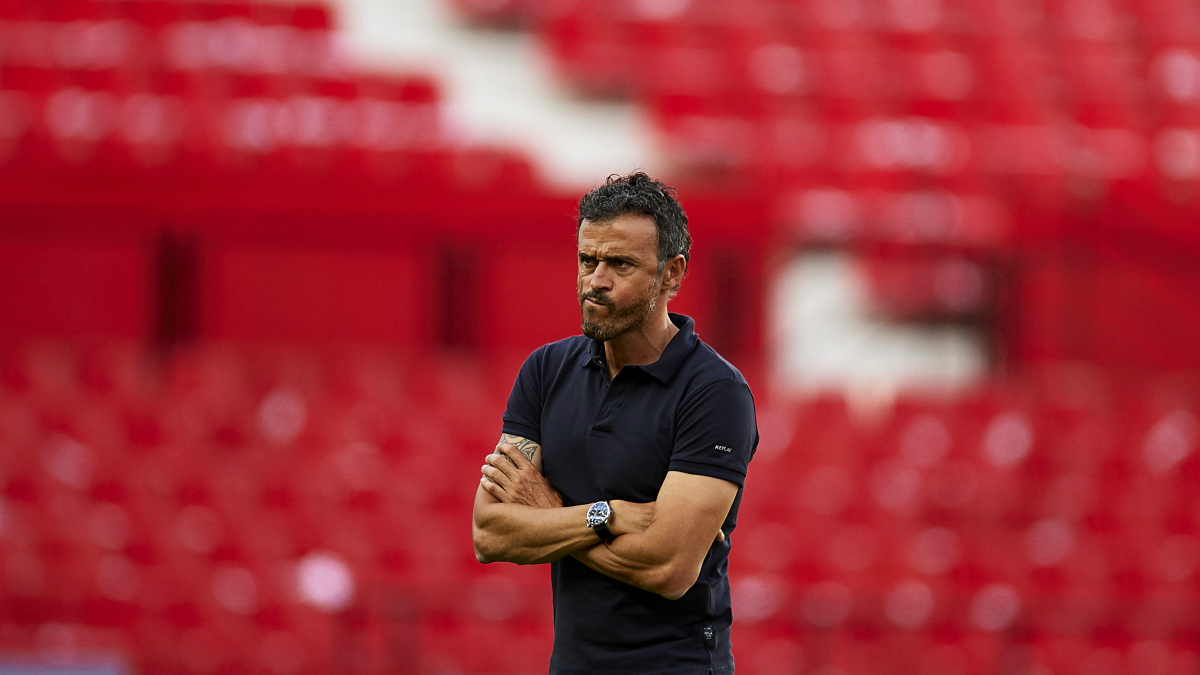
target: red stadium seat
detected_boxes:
[5,0,1200,670]
[3,337,1200,672]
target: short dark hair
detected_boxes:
[576,172,691,271]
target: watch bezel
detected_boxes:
[586,500,611,527]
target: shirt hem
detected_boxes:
[500,422,542,445]
[551,665,726,675]
[667,460,746,488]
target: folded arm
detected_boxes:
[571,471,738,600]
[471,434,652,565]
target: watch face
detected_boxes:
[586,501,610,527]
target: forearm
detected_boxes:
[570,530,705,600]
[570,472,738,600]
[473,493,600,565]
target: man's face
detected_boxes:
[577,214,663,342]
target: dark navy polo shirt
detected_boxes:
[502,313,758,675]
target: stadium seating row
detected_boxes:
[0,0,1195,249]
[0,15,345,75]
[0,0,449,170]
[546,37,1194,110]
[0,1,332,26]
[0,87,443,161]
[1,0,1195,186]
[445,0,1200,216]
[5,82,1196,188]
[2,341,1198,674]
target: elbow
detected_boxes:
[471,520,500,564]
[647,563,700,601]
[659,579,697,601]
[474,537,505,565]
[472,523,540,565]
[474,539,495,564]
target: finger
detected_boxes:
[492,444,522,469]
[496,443,527,467]
[714,530,725,543]
[484,453,517,479]
[496,444,532,469]
[480,476,507,501]
[481,464,510,488]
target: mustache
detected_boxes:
[581,291,612,307]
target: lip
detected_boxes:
[584,298,607,308]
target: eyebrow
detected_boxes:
[579,252,640,265]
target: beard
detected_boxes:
[580,278,660,342]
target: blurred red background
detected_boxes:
[2,0,1200,674]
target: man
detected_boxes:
[471,172,758,675]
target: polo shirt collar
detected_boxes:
[580,313,698,384]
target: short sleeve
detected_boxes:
[501,347,545,444]
[668,378,758,487]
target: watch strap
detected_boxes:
[592,519,617,544]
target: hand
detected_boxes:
[481,443,563,509]
[608,500,655,537]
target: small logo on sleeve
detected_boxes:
[714,445,733,453]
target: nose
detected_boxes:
[588,262,614,291]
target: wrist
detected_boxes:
[606,500,628,537]
[586,501,618,544]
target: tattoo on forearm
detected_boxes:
[500,433,541,464]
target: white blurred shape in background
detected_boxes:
[329,0,661,190]
[1155,129,1200,180]
[983,412,1034,468]
[771,252,985,396]
[1155,49,1200,102]
[259,387,308,446]
[42,435,96,490]
[1143,410,1199,474]
[295,551,355,612]
[732,574,785,623]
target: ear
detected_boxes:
[659,254,687,295]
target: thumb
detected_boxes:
[714,529,725,543]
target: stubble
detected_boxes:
[580,276,660,342]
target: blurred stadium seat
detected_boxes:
[3,339,1197,673]
[3,0,1200,673]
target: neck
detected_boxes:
[604,306,678,379]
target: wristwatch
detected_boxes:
[586,501,617,544]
